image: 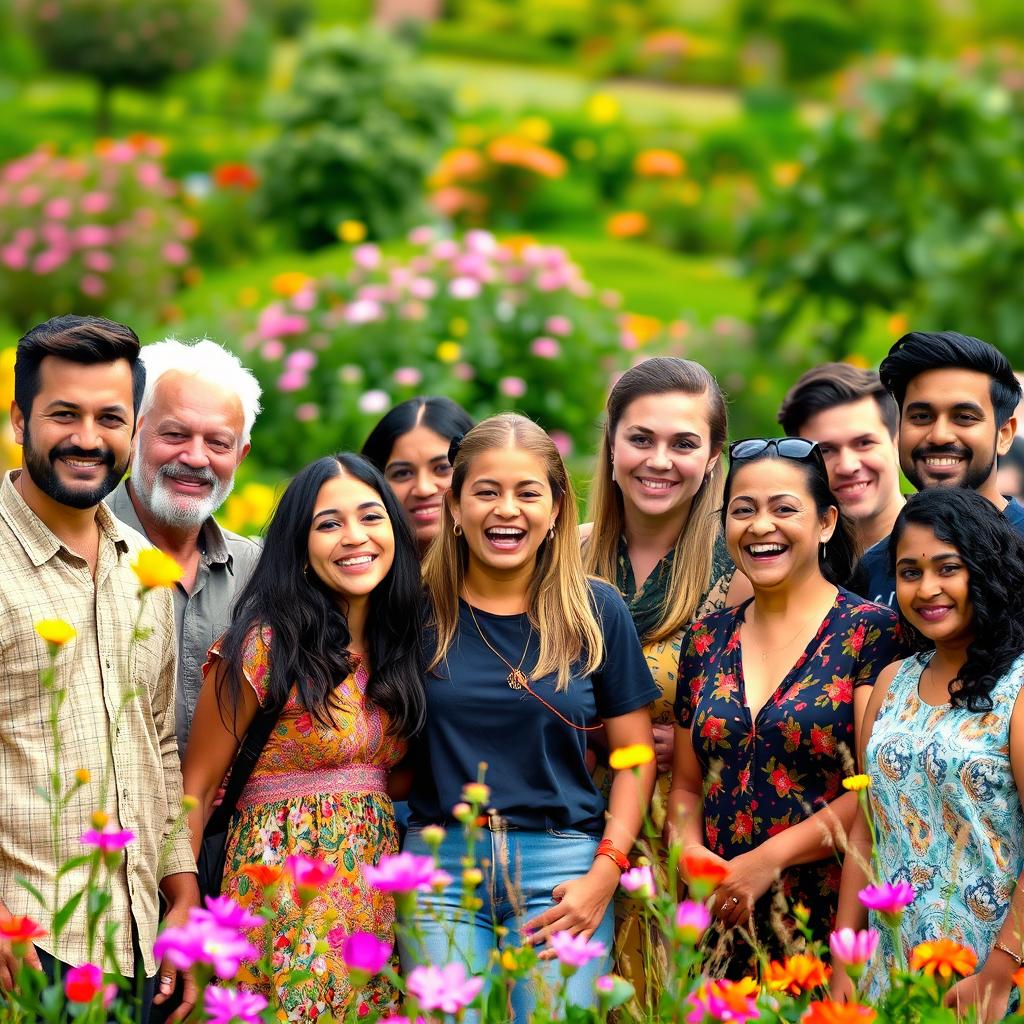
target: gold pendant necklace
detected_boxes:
[464,591,531,689]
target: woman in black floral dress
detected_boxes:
[668,438,907,976]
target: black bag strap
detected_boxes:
[204,704,279,836]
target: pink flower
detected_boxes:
[400,301,427,321]
[154,920,258,979]
[341,932,392,977]
[858,882,915,916]
[285,349,316,373]
[498,376,527,399]
[204,986,267,1024]
[81,191,110,214]
[261,340,284,360]
[64,964,116,1006]
[136,162,163,189]
[258,305,309,339]
[407,962,484,1014]
[286,853,337,891]
[344,298,383,324]
[44,197,72,219]
[549,931,608,970]
[193,895,263,932]
[353,244,381,270]
[1,246,27,270]
[357,389,391,416]
[550,431,573,458]
[449,276,481,300]
[277,370,308,392]
[619,865,654,898]
[295,403,319,423]
[393,366,422,387]
[291,287,317,311]
[80,275,106,298]
[829,927,879,966]
[465,229,497,254]
[674,900,711,944]
[161,241,189,266]
[17,185,43,207]
[76,224,112,248]
[686,979,759,1024]
[453,362,475,382]
[407,225,436,246]
[429,869,453,890]
[409,277,437,300]
[530,336,560,359]
[83,250,114,273]
[80,825,135,853]
[33,248,69,275]
[363,852,436,893]
[544,315,573,336]
[432,239,459,261]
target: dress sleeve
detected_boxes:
[853,607,909,688]
[203,625,273,706]
[591,581,660,718]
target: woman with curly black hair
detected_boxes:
[833,488,1024,1021]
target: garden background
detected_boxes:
[2,0,1023,529]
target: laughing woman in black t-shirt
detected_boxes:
[401,414,658,1018]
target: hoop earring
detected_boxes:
[453,522,463,537]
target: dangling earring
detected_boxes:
[610,458,616,483]
[453,522,463,537]
[820,539,828,562]
[548,525,555,541]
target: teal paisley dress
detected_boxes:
[863,651,1024,998]
[674,588,907,973]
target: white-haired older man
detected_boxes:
[107,338,263,760]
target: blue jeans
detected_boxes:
[400,825,613,1021]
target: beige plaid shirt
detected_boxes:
[0,471,195,977]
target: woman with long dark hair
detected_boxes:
[183,454,425,1019]
[362,396,474,557]
[669,439,906,975]
[834,489,1024,1021]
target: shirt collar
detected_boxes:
[0,470,129,567]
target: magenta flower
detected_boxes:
[286,853,337,891]
[549,931,608,970]
[285,349,316,373]
[619,865,654,899]
[530,337,561,359]
[258,305,309,338]
[204,985,267,1024]
[407,962,484,1014]
[341,932,392,978]
[830,927,880,965]
[544,315,573,336]
[64,964,117,1006]
[192,895,263,932]
[674,900,711,944]
[686,979,759,1024]
[80,826,135,853]
[858,882,915,915]
[277,369,308,393]
[363,852,436,893]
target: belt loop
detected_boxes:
[487,812,508,831]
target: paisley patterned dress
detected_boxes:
[675,588,907,974]
[210,627,405,1021]
[863,651,1024,998]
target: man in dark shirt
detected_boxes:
[852,330,1023,606]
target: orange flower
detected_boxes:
[213,162,259,190]
[606,211,649,239]
[910,938,978,979]
[772,162,803,188]
[803,1000,876,1024]
[0,915,46,944]
[634,149,685,178]
[764,954,830,995]
[681,851,728,887]
[240,863,284,888]
[1012,965,1024,989]
[486,136,567,179]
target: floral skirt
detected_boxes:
[222,790,400,1022]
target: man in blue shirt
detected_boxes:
[853,330,1023,607]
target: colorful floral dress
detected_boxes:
[674,588,906,974]
[210,627,405,1021]
[863,651,1024,999]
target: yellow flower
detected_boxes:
[35,619,76,646]
[843,353,869,369]
[679,180,702,206]
[772,161,803,188]
[271,272,312,298]
[842,774,871,792]
[462,868,483,887]
[461,782,491,805]
[132,548,184,590]
[91,810,109,829]
[237,286,260,308]
[421,825,446,847]
[501,949,518,971]
[337,220,367,244]
[74,769,91,785]
[609,744,655,770]
[517,116,552,144]
[436,341,461,364]
[181,795,199,812]
[586,93,620,125]
[887,313,909,337]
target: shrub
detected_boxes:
[184,162,264,266]
[234,229,676,472]
[0,138,196,328]
[257,28,453,250]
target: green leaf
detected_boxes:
[16,877,46,908]
[56,854,95,880]
[53,890,84,936]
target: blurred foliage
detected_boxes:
[746,54,1024,363]
[258,28,454,249]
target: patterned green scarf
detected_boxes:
[615,535,674,642]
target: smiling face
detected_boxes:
[12,355,134,510]
[610,391,719,524]
[725,458,837,590]
[384,425,454,552]
[895,521,974,647]
[799,396,902,526]
[307,470,395,606]
[899,368,1014,496]
[449,444,560,582]
[132,372,248,528]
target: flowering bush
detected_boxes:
[234,229,683,471]
[183,161,264,266]
[0,138,196,328]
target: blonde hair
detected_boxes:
[422,413,604,690]
[584,357,727,644]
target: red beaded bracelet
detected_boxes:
[595,839,630,872]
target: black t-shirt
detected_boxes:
[407,579,659,834]
[851,495,1024,607]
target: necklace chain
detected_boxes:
[463,595,530,690]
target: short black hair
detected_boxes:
[15,314,145,420]
[778,363,898,438]
[361,396,474,471]
[879,331,1021,426]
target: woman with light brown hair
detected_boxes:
[584,357,749,1006]
[399,413,657,1018]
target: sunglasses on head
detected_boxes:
[728,437,822,464]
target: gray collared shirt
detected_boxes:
[106,480,260,758]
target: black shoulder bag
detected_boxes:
[197,706,279,899]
